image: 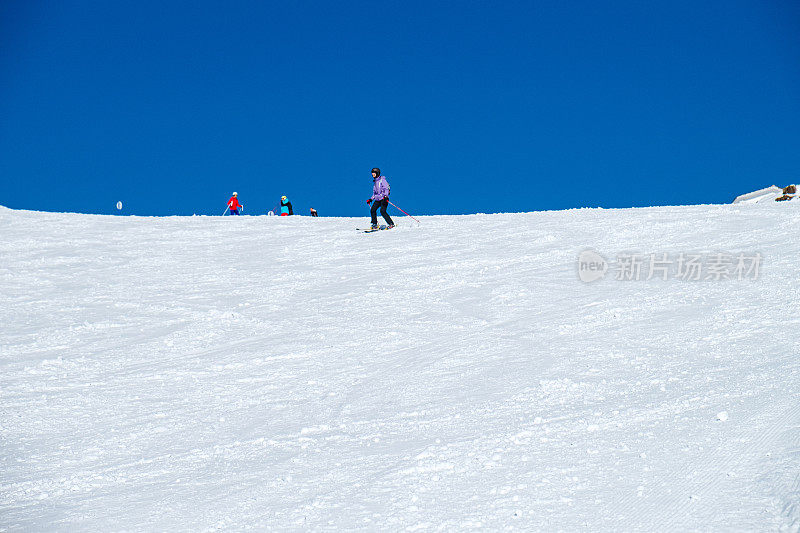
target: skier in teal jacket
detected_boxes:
[280,196,293,216]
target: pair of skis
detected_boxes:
[357,225,393,233]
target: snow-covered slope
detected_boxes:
[1,204,799,531]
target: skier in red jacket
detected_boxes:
[227,192,242,215]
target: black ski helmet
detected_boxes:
[371,167,381,176]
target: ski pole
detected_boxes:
[222,206,229,216]
[387,200,420,224]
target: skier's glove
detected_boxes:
[366,199,372,205]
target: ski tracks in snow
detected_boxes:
[1,206,800,530]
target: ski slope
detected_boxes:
[1,203,799,531]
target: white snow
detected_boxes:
[733,185,797,204]
[1,203,799,531]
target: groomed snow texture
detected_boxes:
[1,204,798,531]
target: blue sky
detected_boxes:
[1,1,798,217]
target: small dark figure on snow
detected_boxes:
[310,207,318,217]
[367,168,394,229]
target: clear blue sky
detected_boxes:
[1,1,798,216]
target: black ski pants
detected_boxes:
[370,198,394,226]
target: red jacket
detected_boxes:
[228,196,241,210]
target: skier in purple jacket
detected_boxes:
[367,167,394,229]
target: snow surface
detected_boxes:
[733,185,797,204]
[1,204,799,531]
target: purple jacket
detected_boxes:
[371,175,390,201]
